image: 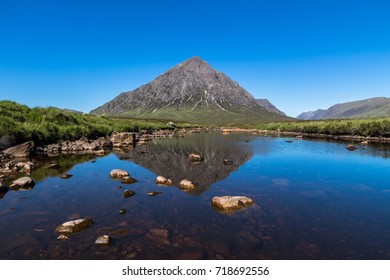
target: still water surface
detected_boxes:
[0,132,389,259]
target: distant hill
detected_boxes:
[90,56,289,125]
[297,97,390,120]
[62,108,83,114]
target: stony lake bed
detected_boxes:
[0,131,389,260]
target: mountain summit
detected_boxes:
[91,56,288,124]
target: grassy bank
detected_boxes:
[248,118,390,137]
[0,100,191,149]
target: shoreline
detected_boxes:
[220,128,390,143]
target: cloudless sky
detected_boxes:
[0,0,389,117]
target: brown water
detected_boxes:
[0,132,389,259]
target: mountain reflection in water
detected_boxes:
[113,132,255,195]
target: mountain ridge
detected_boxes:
[297,97,390,120]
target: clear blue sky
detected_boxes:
[0,0,389,117]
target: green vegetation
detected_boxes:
[0,100,191,149]
[120,104,291,126]
[249,118,390,137]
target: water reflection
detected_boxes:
[113,132,255,195]
[1,132,389,260]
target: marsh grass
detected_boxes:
[248,118,390,137]
[0,100,190,148]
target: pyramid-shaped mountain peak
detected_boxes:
[90,57,288,124]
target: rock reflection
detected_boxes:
[113,132,255,195]
[30,154,102,181]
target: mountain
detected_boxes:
[90,56,288,124]
[297,97,390,120]
[255,99,285,115]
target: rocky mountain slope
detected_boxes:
[91,57,288,124]
[255,99,285,115]
[297,97,390,120]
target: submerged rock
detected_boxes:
[95,235,111,246]
[361,140,369,145]
[10,176,35,190]
[146,228,170,246]
[56,234,69,241]
[346,144,357,151]
[3,141,34,158]
[123,189,136,198]
[55,218,93,234]
[211,196,254,211]
[178,179,196,190]
[59,174,73,179]
[154,176,173,186]
[109,169,129,178]
[120,176,138,184]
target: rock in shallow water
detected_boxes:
[10,176,35,190]
[55,218,93,234]
[123,190,136,198]
[109,169,129,178]
[211,196,254,211]
[154,176,173,186]
[95,235,111,246]
[147,191,163,196]
[120,176,138,184]
[178,179,196,190]
[57,234,69,241]
[346,144,357,151]
[59,174,73,179]
[146,228,170,246]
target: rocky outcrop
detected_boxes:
[178,179,196,191]
[109,169,129,178]
[10,176,35,190]
[211,196,254,211]
[55,218,93,234]
[46,136,112,155]
[3,141,34,158]
[110,132,136,147]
